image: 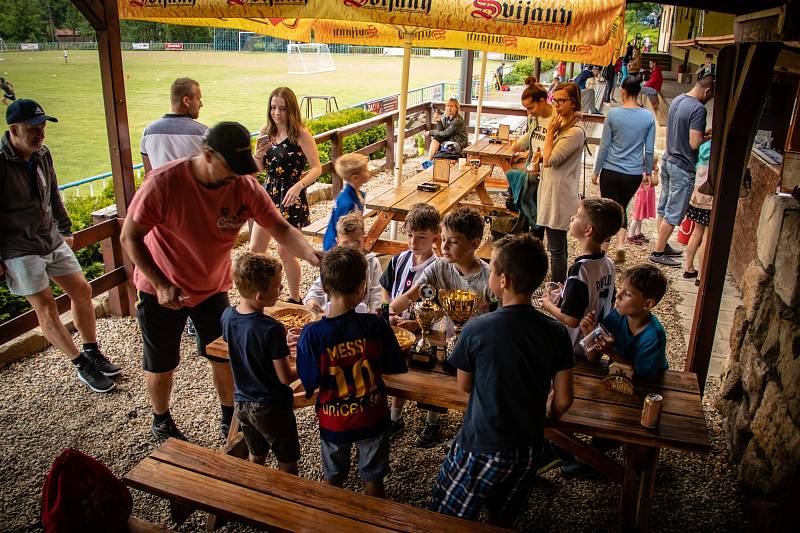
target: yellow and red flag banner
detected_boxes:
[120,0,625,46]
[140,15,623,66]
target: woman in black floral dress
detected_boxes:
[250,87,322,303]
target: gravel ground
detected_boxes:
[0,155,747,532]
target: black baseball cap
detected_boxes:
[6,99,59,126]
[205,121,257,175]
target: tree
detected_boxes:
[0,0,49,41]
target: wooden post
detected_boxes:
[92,206,132,317]
[385,114,395,171]
[424,106,433,151]
[685,43,781,394]
[72,0,136,316]
[568,62,575,78]
[330,131,344,196]
[534,58,541,81]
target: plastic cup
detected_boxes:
[458,158,467,169]
[545,281,562,304]
[579,324,611,352]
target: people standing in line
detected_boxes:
[622,42,634,80]
[627,47,643,82]
[504,77,554,239]
[495,61,505,88]
[121,121,321,442]
[1,99,122,393]
[571,64,594,91]
[539,82,586,284]
[141,77,207,174]
[651,75,714,267]
[422,98,468,167]
[592,76,656,264]
[250,87,322,304]
[603,59,617,104]
[628,155,659,245]
[1,77,16,105]
[696,53,716,79]
[641,60,664,97]
[683,141,713,282]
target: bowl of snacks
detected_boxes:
[271,308,316,331]
[392,326,416,352]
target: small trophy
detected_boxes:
[409,284,443,369]
[438,288,477,371]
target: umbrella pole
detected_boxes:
[473,51,488,143]
[391,36,412,239]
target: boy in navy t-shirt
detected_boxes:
[431,234,574,527]
[580,263,669,378]
[322,153,371,251]
[541,198,623,354]
[221,253,300,474]
[296,247,407,498]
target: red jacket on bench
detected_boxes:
[644,65,663,92]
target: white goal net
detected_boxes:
[287,43,336,75]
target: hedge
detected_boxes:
[504,58,559,86]
[1,107,386,324]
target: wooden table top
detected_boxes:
[365,165,492,216]
[206,302,709,455]
[464,138,516,159]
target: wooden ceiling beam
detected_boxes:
[71,0,106,31]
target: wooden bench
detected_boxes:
[127,516,177,533]
[645,92,668,127]
[124,438,507,532]
[302,208,377,242]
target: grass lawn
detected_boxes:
[1,50,501,186]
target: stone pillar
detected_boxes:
[717,194,800,529]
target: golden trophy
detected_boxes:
[438,288,478,368]
[409,284,443,368]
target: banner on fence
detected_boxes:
[381,96,398,113]
[120,0,625,45]
[21,43,39,51]
[132,42,150,50]
[165,42,184,50]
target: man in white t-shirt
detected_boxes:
[141,77,208,173]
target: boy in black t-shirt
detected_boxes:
[431,234,574,527]
[540,198,623,354]
[221,253,300,474]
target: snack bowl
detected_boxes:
[392,326,416,352]
[271,308,316,330]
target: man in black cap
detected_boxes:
[121,121,321,441]
[1,99,122,393]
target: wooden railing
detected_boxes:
[0,218,130,346]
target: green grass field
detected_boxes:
[1,50,501,185]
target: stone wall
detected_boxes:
[728,153,782,284]
[717,194,800,530]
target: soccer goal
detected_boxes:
[287,43,336,74]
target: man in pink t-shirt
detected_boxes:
[121,122,321,441]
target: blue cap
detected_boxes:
[6,99,58,126]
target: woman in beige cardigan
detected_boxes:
[540,82,586,283]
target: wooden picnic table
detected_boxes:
[360,164,495,256]
[463,137,517,189]
[206,301,710,533]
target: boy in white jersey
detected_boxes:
[391,207,492,447]
[541,198,623,353]
[381,204,440,439]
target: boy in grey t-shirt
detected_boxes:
[390,207,491,448]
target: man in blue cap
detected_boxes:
[1,99,122,393]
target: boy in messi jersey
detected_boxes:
[296,247,407,498]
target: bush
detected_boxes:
[504,59,561,86]
[305,108,386,183]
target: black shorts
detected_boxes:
[686,205,711,226]
[599,168,642,228]
[136,291,229,373]
[3,94,15,101]
[235,401,301,462]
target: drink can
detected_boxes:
[640,393,663,428]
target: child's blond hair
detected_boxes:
[335,211,364,237]
[233,252,282,298]
[334,153,369,182]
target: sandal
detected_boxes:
[683,270,698,279]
